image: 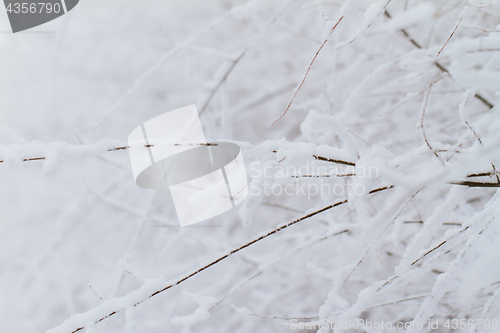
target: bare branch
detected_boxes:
[54,185,393,333]
[272,17,343,125]
[436,17,462,58]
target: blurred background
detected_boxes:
[1,0,500,332]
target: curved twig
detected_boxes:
[272,16,343,125]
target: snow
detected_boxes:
[170,293,218,333]
[1,0,500,333]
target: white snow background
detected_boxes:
[0,0,500,332]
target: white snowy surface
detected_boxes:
[0,0,500,332]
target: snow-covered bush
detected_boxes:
[1,0,500,332]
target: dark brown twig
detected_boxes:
[60,185,393,333]
[312,154,355,166]
[467,171,497,178]
[450,181,500,187]
[2,145,497,188]
[291,173,355,178]
[411,240,447,265]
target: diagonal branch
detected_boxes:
[436,17,462,58]
[50,185,392,333]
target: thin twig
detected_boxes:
[0,143,218,164]
[420,86,436,155]
[450,181,500,187]
[419,74,447,162]
[459,92,500,183]
[200,4,287,117]
[436,17,463,58]
[271,150,355,166]
[57,185,392,333]
[467,171,498,178]
[2,145,356,168]
[272,16,343,125]
[2,145,497,188]
[311,154,355,166]
[411,240,447,266]
[291,173,355,178]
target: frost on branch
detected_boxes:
[1,1,500,333]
